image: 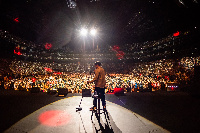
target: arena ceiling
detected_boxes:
[0,0,200,48]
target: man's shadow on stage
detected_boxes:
[91,109,122,133]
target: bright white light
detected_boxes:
[90,29,97,36]
[80,28,88,36]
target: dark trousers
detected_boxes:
[93,87,106,107]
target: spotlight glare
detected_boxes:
[80,28,88,36]
[90,29,97,36]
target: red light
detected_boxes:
[116,53,123,59]
[112,45,125,60]
[165,76,169,80]
[32,78,36,83]
[45,43,52,50]
[114,88,124,94]
[116,51,124,59]
[14,17,19,23]
[118,51,125,56]
[44,67,53,72]
[112,45,120,51]
[39,110,71,127]
[173,31,180,37]
[53,72,62,75]
[14,47,22,55]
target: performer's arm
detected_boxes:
[87,69,99,83]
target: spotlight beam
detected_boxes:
[80,28,88,36]
[90,29,97,36]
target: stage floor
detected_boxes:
[5,96,169,133]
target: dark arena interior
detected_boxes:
[0,0,200,133]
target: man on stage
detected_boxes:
[87,61,106,111]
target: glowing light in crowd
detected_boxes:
[112,45,120,51]
[45,43,52,50]
[14,47,22,55]
[67,0,77,8]
[32,78,36,82]
[118,51,125,56]
[178,0,185,6]
[112,45,125,59]
[173,31,180,37]
[116,53,123,59]
[44,67,53,72]
[54,72,62,75]
[39,110,71,127]
[14,17,19,23]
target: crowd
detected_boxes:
[1,56,199,93]
[1,72,162,93]
[0,10,199,94]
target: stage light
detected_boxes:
[173,31,180,37]
[90,29,97,36]
[32,78,36,83]
[14,47,22,55]
[80,28,88,36]
[39,110,71,127]
[14,17,19,23]
[45,43,52,50]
